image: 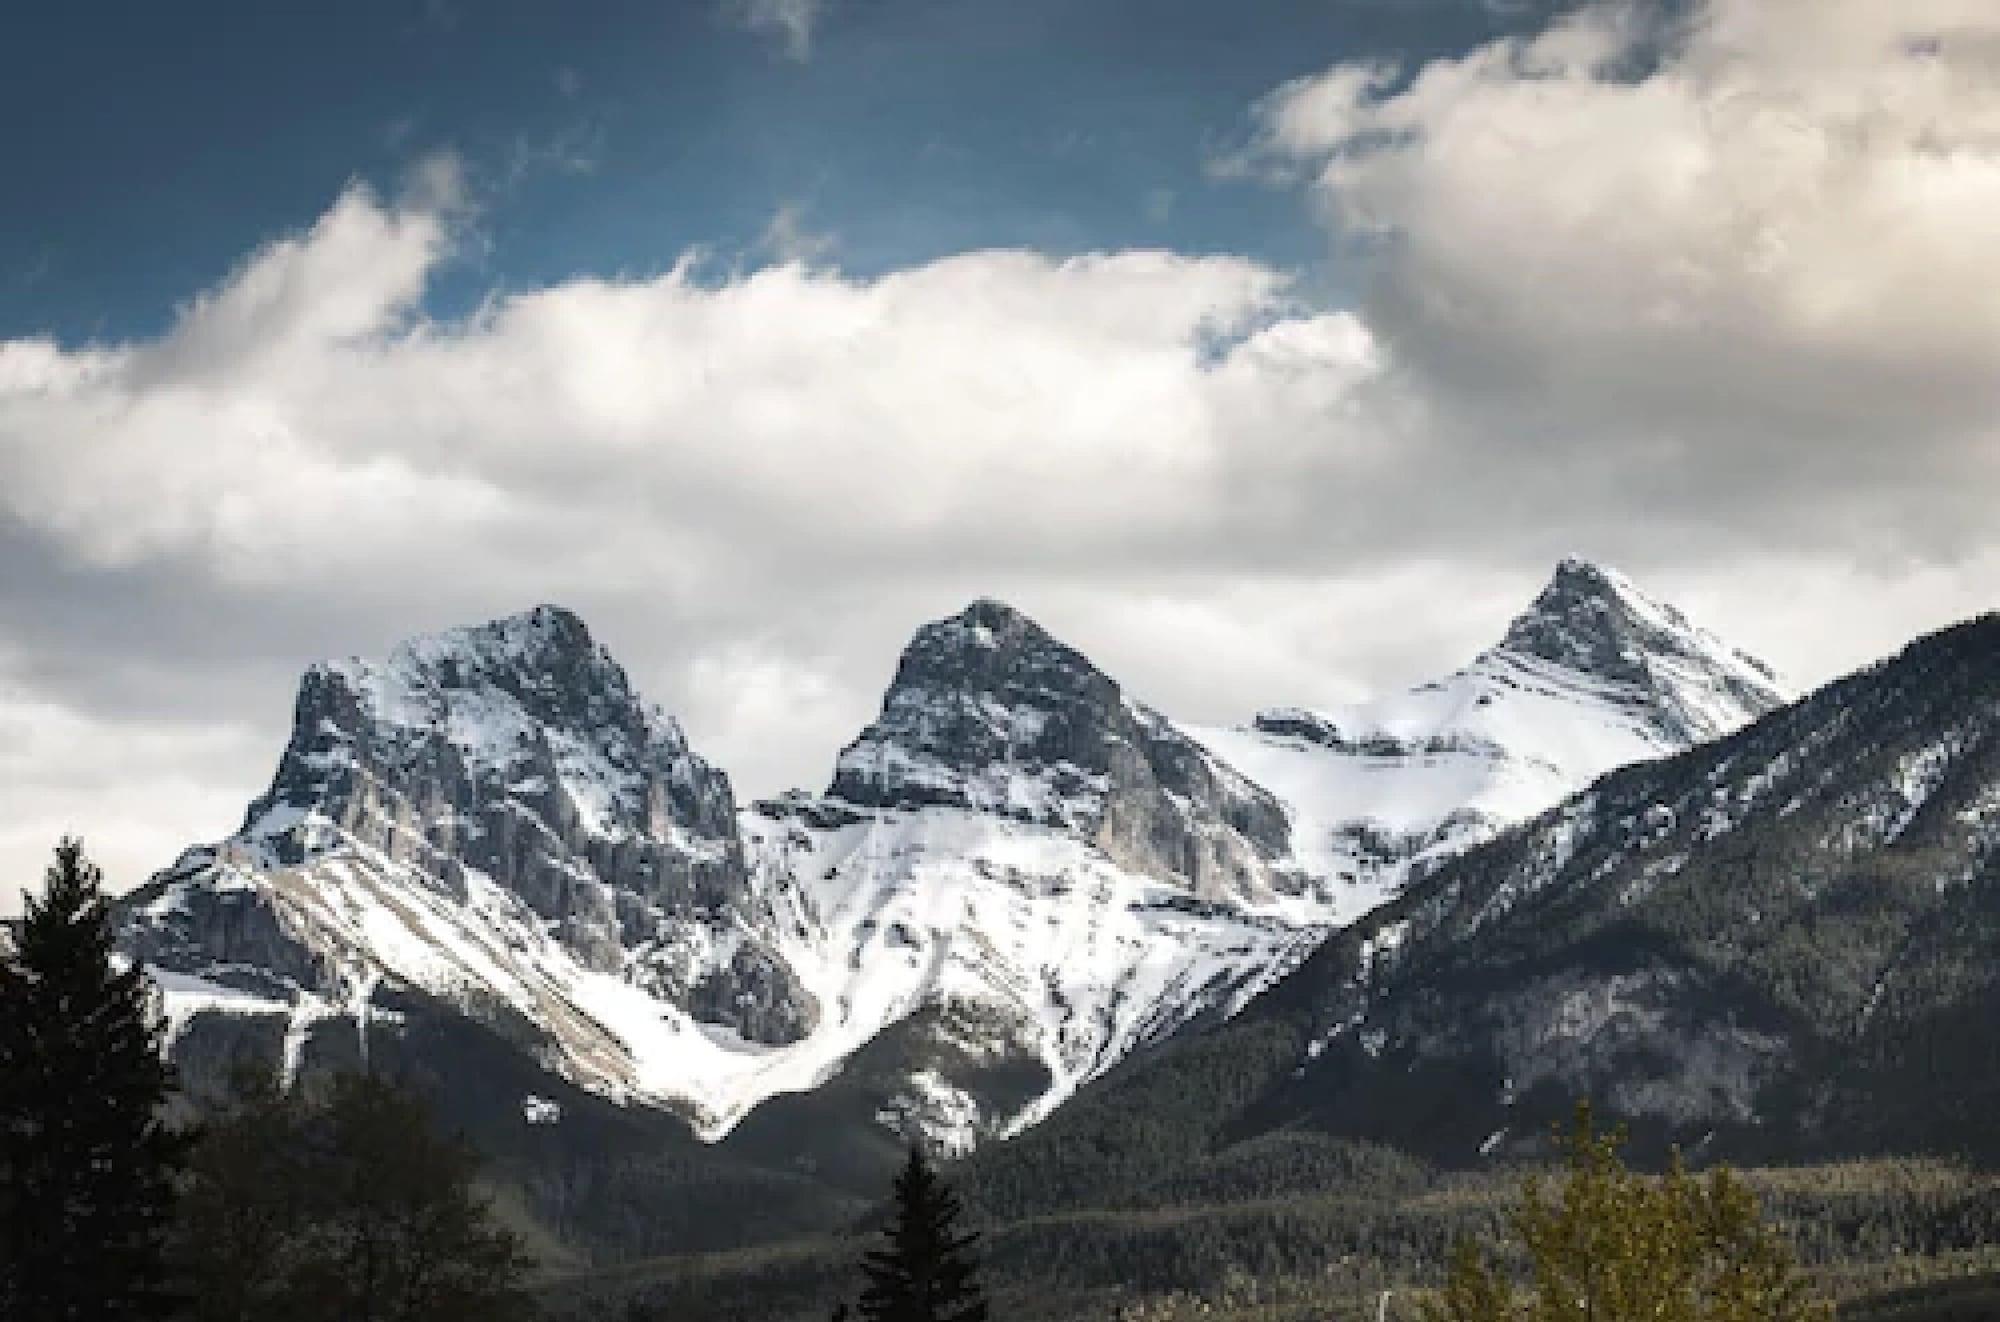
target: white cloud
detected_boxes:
[759,202,837,265]
[6,0,2000,901]
[1240,0,2000,558]
[0,668,265,905]
[728,0,826,61]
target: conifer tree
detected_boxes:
[857,1147,990,1322]
[0,838,186,1321]
[172,1064,313,1322]
[175,1067,535,1322]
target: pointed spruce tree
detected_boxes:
[0,838,186,1322]
[857,1147,990,1322]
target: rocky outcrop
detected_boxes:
[829,599,1296,901]
[1497,557,1784,742]
[122,605,816,1060]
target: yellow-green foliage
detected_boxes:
[1422,1106,1832,1322]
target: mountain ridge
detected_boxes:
[113,560,1794,1256]
[960,609,2000,1225]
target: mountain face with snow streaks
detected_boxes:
[829,598,1299,903]
[122,606,818,1132]
[119,599,1330,1151]
[967,612,2000,1217]
[1188,558,1788,923]
[116,560,1785,1174]
[721,598,1334,1151]
[1287,610,2000,1162]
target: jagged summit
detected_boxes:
[1504,556,1784,700]
[375,603,610,691]
[1488,557,1785,744]
[1190,560,1789,916]
[123,603,819,1114]
[828,599,1296,900]
[1500,557,1703,676]
[829,598,1110,814]
[255,602,731,860]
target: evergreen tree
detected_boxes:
[175,1068,535,1322]
[172,1064,314,1322]
[1422,1103,1831,1322]
[0,838,186,1322]
[858,1148,990,1322]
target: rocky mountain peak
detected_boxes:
[385,601,608,686]
[828,599,1114,812]
[264,604,725,856]
[127,604,816,1053]
[829,600,1296,900]
[317,603,674,754]
[1490,557,1786,741]
[889,597,1086,700]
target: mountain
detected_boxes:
[963,611,2000,1222]
[1186,557,1786,920]
[114,562,1784,1256]
[122,606,817,1122]
[727,599,1328,1158]
[828,598,1300,905]
[118,600,1334,1161]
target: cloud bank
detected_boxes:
[4,0,1998,896]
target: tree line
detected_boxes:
[4,838,1848,1322]
[0,839,534,1322]
[0,838,998,1322]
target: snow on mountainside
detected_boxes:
[1189,559,1787,921]
[739,796,1323,1150]
[739,600,1331,1149]
[119,601,1326,1146]
[1240,610,2000,1165]
[122,606,819,1133]
[116,562,1781,1155]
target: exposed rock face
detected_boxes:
[1259,610,2000,1160]
[269,606,747,933]
[1188,558,1789,917]
[123,606,816,1074]
[829,599,1296,901]
[1496,557,1784,742]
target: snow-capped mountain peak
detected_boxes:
[1491,557,1784,742]
[284,603,727,852]
[1189,560,1789,922]
[123,604,819,1132]
[118,566,1786,1165]
[828,598,1296,902]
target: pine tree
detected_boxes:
[857,1148,990,1322]
[172,1064,314,1322]
[0,838,186,1321]
[175,1068,535,1322]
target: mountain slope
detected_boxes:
[122,606,819,1135]
[118,600,1334,1158]
[965,611,2000,1220]
[1187,557,1786,919]
[116,563,1787,1248]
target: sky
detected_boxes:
[4,0,1999,900]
